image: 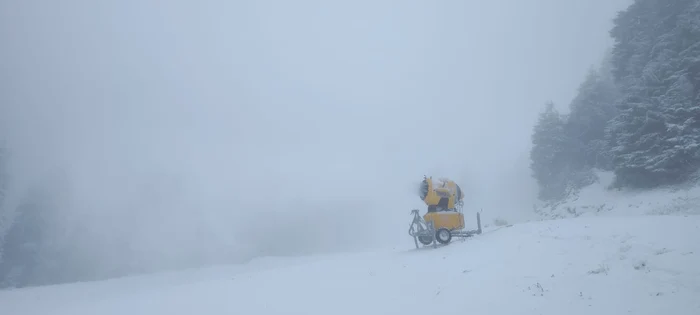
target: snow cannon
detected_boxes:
[408,176,481,249]
[418,176,464,211]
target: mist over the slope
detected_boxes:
[0,0,630,278]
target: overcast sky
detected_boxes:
[0,0,632,269]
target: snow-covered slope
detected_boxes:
[534,170,700,219]
[2,213,699,315]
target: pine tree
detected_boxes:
[530,102,573,200]
[0,189,49,288]
[566,64,620,171]
[0,147,7,269]
[607,0,700,188]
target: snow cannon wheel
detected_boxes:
[418,235,433,245]
[435,228,452,244]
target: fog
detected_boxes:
[0,0,630,277]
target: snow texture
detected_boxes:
[535,170,700,219]
[1,208,699,315]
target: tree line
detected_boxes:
[531,0,700,201]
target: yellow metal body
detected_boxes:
[424,211,465,231]
[419,177,464,210]
[419,176,466,231]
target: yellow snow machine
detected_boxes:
[408,176,482,249]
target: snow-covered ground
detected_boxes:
[534,170,700,219]
[2,171,699,314]
[2,212,698,315]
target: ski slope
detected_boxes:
[1,214,699,315]
[533,171,700,218]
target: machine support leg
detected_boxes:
[476,212,482,234]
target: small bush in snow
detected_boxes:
[587,264,609,275]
